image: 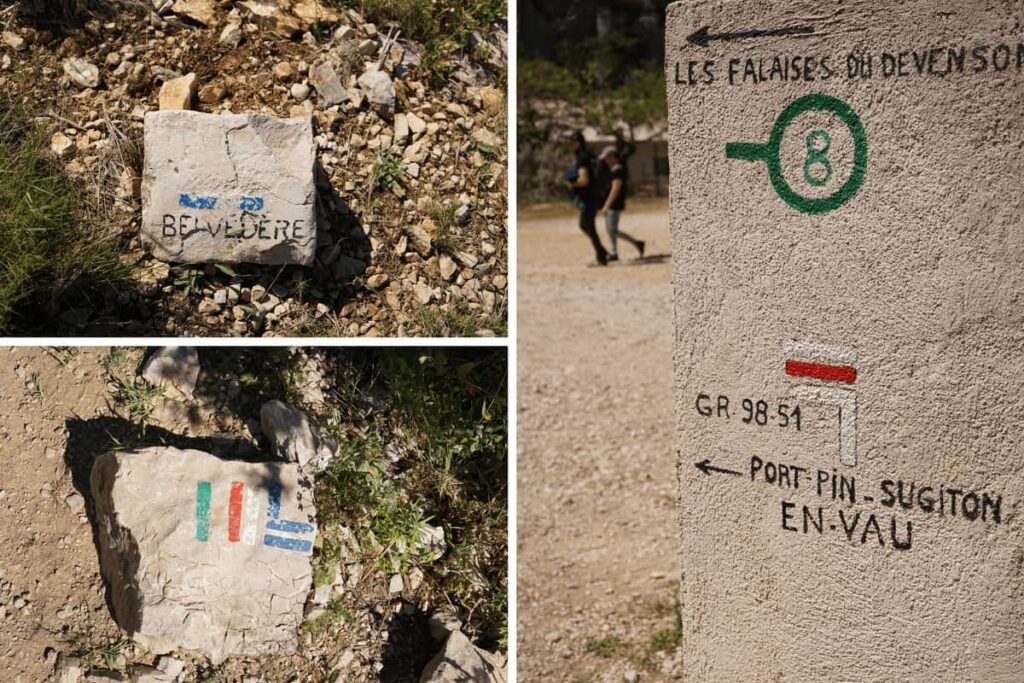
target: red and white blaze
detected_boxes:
[784,342,859,467]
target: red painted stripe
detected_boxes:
[785,359,857,384]
[227,482,244,543]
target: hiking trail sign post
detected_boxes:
[667,0,1024,679]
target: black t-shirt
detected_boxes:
[608,165,627,211]
[574,148,599,207]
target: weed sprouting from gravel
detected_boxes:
[416,298,506,337]
[101,347,161,429]
[304,596,352,636]
[586,635,622,658]
[429,201,457,254]
[315,348,507,647]
[347,0,506,79]
[62,634,131,670]
[368,146,407,196]
[0,101,128,332]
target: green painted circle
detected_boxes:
[764,94,868,215]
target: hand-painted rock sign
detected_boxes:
[141,110,317,265]
[194,480,314,553]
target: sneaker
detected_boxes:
[607,254,619,262]
[636,241,646,258]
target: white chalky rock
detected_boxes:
[141,110,317,265]
[91,447,316,664]
[420,631,506,683]
[63,58,100,89]
[260,400,337,470]
[140,346,200,399]
[357,68,396,120]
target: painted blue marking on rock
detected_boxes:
[240,196,265,211]
[263,534,313,553]
[267,483,282,519]
[179,193,218,210]
[266,519,315,534]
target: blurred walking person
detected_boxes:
[565,130,608,266]
[598,146,645,261]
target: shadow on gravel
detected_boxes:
[379,609,436,683]
[619,252,671,266]
[63,416,250,498]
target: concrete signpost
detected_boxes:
[141,111,318,265]
[667,0,1023,678]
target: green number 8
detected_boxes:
[803,129,832,187]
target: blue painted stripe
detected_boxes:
[240,196,265,211]
[263,534,313,553]
[266,519,315,534]
[267,483,281,519]
[179,193,217,209]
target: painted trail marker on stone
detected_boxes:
[668,0,1024,679]
[141,110,317,265]
[91,447,316,664]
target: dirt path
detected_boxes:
[517,203,683,681]
[0,348,121,682]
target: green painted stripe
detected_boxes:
[195,481,211,542]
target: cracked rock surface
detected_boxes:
[141,110,317,265]
[90,446,316,664]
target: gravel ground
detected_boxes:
[517,201,684,682]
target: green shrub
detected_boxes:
[0,102,127,332]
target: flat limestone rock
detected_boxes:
[141,111,317,265]
[91,447,316,664]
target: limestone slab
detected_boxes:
[90,447,316,664]
[668,1,1024,679]
[141,110,317,265]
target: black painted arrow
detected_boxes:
[687,24,815,47]
[695,459,742,477]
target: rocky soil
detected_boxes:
[0,346,506,682]
[517,203,683,682]
[0,0,507,337]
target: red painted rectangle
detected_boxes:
[785,359,857,384]
[227,482,244,543]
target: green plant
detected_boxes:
[586,635,621,658]
[368,147,406,196]
[0,101,128,332]
[304,596,352,636]
[416,299,506,337]
[314,349,507,647]
[429,201,457,254]
[112,379,162,427]
[647,626,682,653]
[62,634,130,670]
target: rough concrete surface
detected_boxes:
[141,110,317,265]
[90,447,316,664]
[667,1,1024,680]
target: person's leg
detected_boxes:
[614,210,645,257]
[605,209,620,258]
[578,207,607,263]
